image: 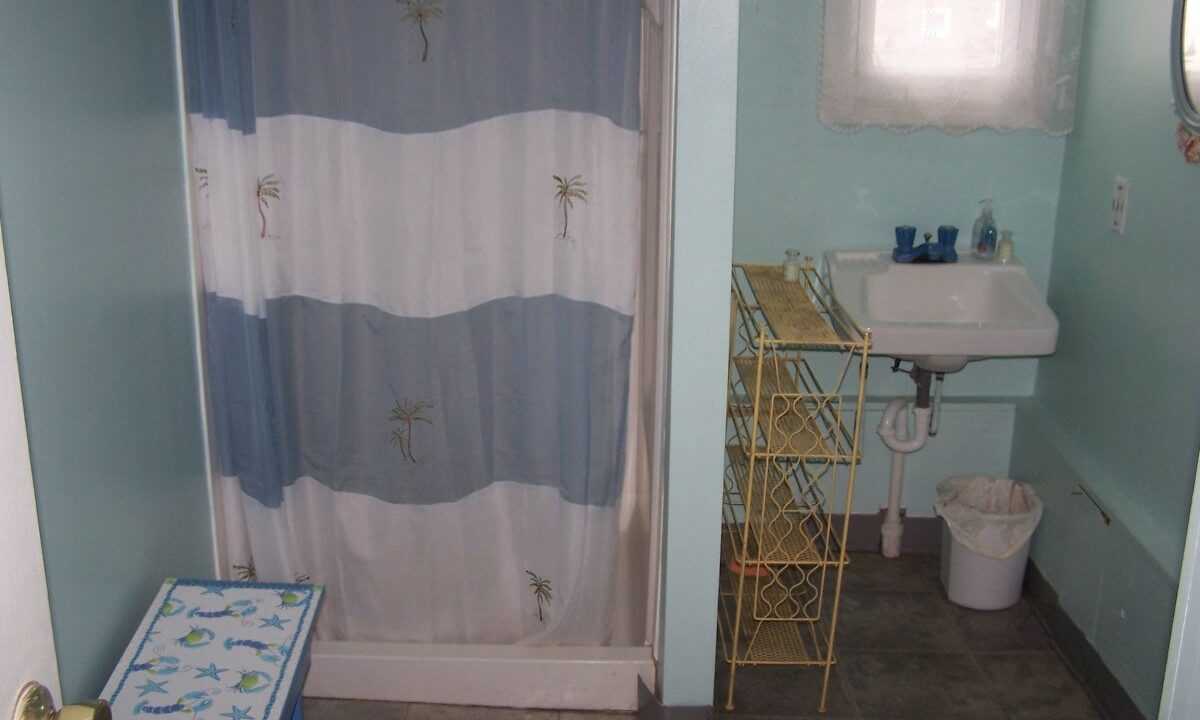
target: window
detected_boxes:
[819,0,1085,135]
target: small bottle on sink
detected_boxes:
[997,230,1015,264]
[973,198,998,258]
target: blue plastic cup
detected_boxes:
[937,225,959,249]
[895,225,917,251]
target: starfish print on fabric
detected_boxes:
[258,614,290,630]
[135,679,168,697]
[194,662,227,681]
[221,706,256,720]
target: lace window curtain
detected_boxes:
[820,0,1086,135]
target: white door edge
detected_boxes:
[1159,451,1200,718]
[0,215,60,706]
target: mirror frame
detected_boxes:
[1172,0,1200,132]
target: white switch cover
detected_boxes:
[1110,176,1131,234]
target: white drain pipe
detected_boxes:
[877,398,933,558]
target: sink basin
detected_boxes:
[824,250,1058,372]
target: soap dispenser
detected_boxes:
[973,198,998,258]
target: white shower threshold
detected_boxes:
[304,640,655,711]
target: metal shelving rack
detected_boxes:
[719,259,870,713]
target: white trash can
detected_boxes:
[934,475,1043,611]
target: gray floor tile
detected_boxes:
[558,713,634,720]
[840,553,941,594]
[948,598,1054,653]
[834,590,964,652]
[718,716,854,720]
[304,698,409,720]
[973,652,1103,719]
[841,651,1005,720]
[714,662,856,717]
[405,703,557,720]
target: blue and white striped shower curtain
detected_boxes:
[181,0,641,644]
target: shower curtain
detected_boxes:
[181,0,642,645]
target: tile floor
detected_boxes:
[301,702,624,720]
[302,553,1104,720]
[716,553,1102,719]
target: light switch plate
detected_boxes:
[1110,176,1131,234]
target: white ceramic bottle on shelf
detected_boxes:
[783,248,801,281]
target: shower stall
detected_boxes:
[178,0,676,710]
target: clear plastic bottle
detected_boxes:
[973,199,998,259]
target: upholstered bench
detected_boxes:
[101,578,324,720]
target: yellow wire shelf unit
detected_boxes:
[720,260,870,714]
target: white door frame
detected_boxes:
[1158,451,1200,718]
[0,216,60,708]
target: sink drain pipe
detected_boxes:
[877,367,934,558]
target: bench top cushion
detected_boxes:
[101,578,324,719]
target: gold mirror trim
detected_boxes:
[1172,0,1200,133]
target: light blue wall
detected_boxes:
[0,0,212,700]
[732,0,1069,522]
[850,401,1013,515]
[1009,0,1200,715]
[734,0,1067,399]
[658,0,739,707]
[1029,0,1200,577]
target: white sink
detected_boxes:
[824,250,1058,372]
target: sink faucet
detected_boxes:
[893,226,958,264]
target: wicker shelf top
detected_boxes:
[737,264,844,347]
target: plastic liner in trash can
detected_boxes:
[936,475,1043,559]
[935,475,1043,610]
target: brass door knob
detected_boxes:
[11,683,110,720]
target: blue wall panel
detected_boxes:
[0,0,212,699]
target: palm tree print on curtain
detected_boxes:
[389,397,434,463]
[194,168,212,231]
[552,174,588,239]
[233,557,310,584]
[400,0,443,63]
[233,557,257,582]
[525,570,553,623]
[255,174,281,238]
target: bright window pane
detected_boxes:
[871,0,1009,73]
